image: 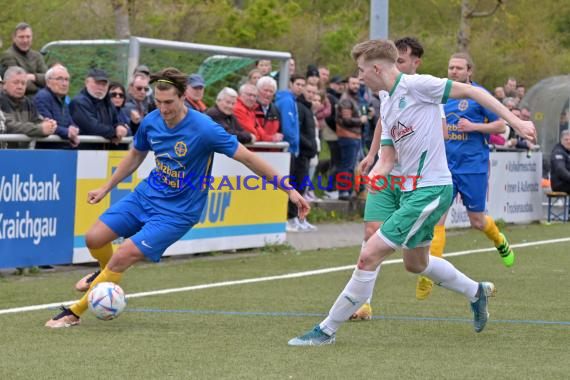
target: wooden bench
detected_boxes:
[546,191,569,222]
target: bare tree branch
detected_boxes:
[469,0,503,18]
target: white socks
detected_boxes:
[420,256,478,302]
[320,266,380,335]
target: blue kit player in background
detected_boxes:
[46,67,310,328]
[416,52,515,300]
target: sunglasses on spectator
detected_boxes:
[110,92,125,98]
[135,86,150,92]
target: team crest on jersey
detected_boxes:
[174,141,188,157]
[391,121,414,142]
[458,100,469,111]
[398,96,407,109]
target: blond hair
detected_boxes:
[351,39,398,63]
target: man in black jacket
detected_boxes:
[70,68,130,148]
[550,130,570,193]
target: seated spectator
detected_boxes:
[550,130,570,193]
[70,68,130,146]
[206,87,254,144]
[506,108,537,152]
[108,82,131,126]
[124,73,152,133]
[254,76,283,142]
[34,64,80,147]
[184,74,207,112]
[234,83,263,139]
[502,97,517,111]
[256,59,272,76]
[0,23,48,96]
[0,66,56,140]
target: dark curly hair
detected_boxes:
[150,67,187,97]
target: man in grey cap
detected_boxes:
[70,68,130,147]
[184,73,207,112]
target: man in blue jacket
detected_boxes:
[70,68,130,147]
[34,64,79,147]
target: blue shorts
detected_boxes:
[451,173,488,212]
[99,192,195,262]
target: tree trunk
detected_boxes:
[457,0,503,53]
[111,0,131,39]
[457,0,471,53]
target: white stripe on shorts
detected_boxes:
[402,195,441,248]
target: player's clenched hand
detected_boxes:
[290,190,310,220]
[512,120,537,143]
[87,187,109,204]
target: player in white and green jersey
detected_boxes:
[289,39,536,346]
[351,37,447,321]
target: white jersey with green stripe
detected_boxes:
[380,73,452,191]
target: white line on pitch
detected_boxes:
[1,236,569,315]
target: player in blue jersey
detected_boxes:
[416,52,515,301]
[45,67,309,328]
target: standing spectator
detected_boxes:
[0,23,48,96]
[275,73,301,157]
[0,66,56,140]
[504,76,517,97]
[322,75,343,199]
[108,82,131,127]
[516,84,526,101]
[234,83,262,139]
[124,73,152,133]
[184,74,207,112]
[550,130,570,193]
[254,76,283,142]
[305,65,320,87]
[247,69,262,86]
[256,59,272,76]
[493,87,506,102]
[292,79,318,230]
[34,64,79,147]
[318,65,330,88]
[206,87,254,144]
[70,68,130,147]
[336,75,366,200]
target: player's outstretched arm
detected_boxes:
[449,82,536,142]
[88,148,149,204]
[232,144,310,220]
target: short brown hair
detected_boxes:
[150,67,187,97]
[351,39,398,63]
[450,52,474,70]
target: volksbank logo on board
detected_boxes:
[0,150,76,268]
[0,174,61,202]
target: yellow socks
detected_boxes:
[90,243,113,270]
[430,225,446,258]
[70,268,123,316]
[482,215,502,247]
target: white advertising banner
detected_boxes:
[445,151,542,228]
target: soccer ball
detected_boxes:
[88,282,127,320]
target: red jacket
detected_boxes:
[254,102,281,141]
[234,98,265,141]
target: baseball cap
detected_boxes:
[134,64,150,76]
[329,75,343,84]
[87,68,109,82]
[188,74,205,88]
